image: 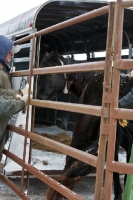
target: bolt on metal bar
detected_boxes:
[121,1,133,8]
[111,108,133,120]
[20,34,36,193]
[108,162,133,175]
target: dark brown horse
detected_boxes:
[37,51,133,200]
[37,51,66,100]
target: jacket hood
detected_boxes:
[0,35,13,62]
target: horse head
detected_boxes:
[37,49,133,102]
[37,51,66,100]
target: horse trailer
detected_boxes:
[0,1,133,199]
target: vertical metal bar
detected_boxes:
[94,2,115,200]
[104,0,124,199]
[31,35,41,130]
[25,35,40,193]
[20,34,36,192]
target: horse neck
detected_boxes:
[68,71,95,97]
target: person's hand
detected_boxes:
[20,87,29,96]
[21,94,29,114]
[21,94,28,104]
[19,83,32,96]
[16,94,22,100]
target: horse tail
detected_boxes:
[46,175,81,200]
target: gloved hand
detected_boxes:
[21,94,28,104]
[20,87,29,96]
[16,94,22,100]
[21,94,29,114]
[19,83,31,96]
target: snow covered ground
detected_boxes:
[2,125,126,177]
[0,125,126,199]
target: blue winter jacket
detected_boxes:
[0,35,14,71]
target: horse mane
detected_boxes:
[67,71,98,96]
[40,51,62,67]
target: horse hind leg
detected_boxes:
[46,146,97,200]
[46,175,82,200]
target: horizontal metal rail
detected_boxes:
[107,161,133,175]
[2,149,85,200]
[115,59,133,70]
[30,99,102,117]
[10,61,105,77]
[7,124,98,167]
[121,1,133,8]
[111,108,133,120]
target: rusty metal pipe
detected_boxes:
[108,162,133,175]
[30,99,101,117]
[10,61,105,77]
[115,59,133,70]
[121,1,133,8]
[3,149,86,200]
[7,124,97,167]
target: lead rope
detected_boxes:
[59,58,68,94]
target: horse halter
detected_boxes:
[59,58,69,94]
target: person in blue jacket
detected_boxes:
[0,35,28,161]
